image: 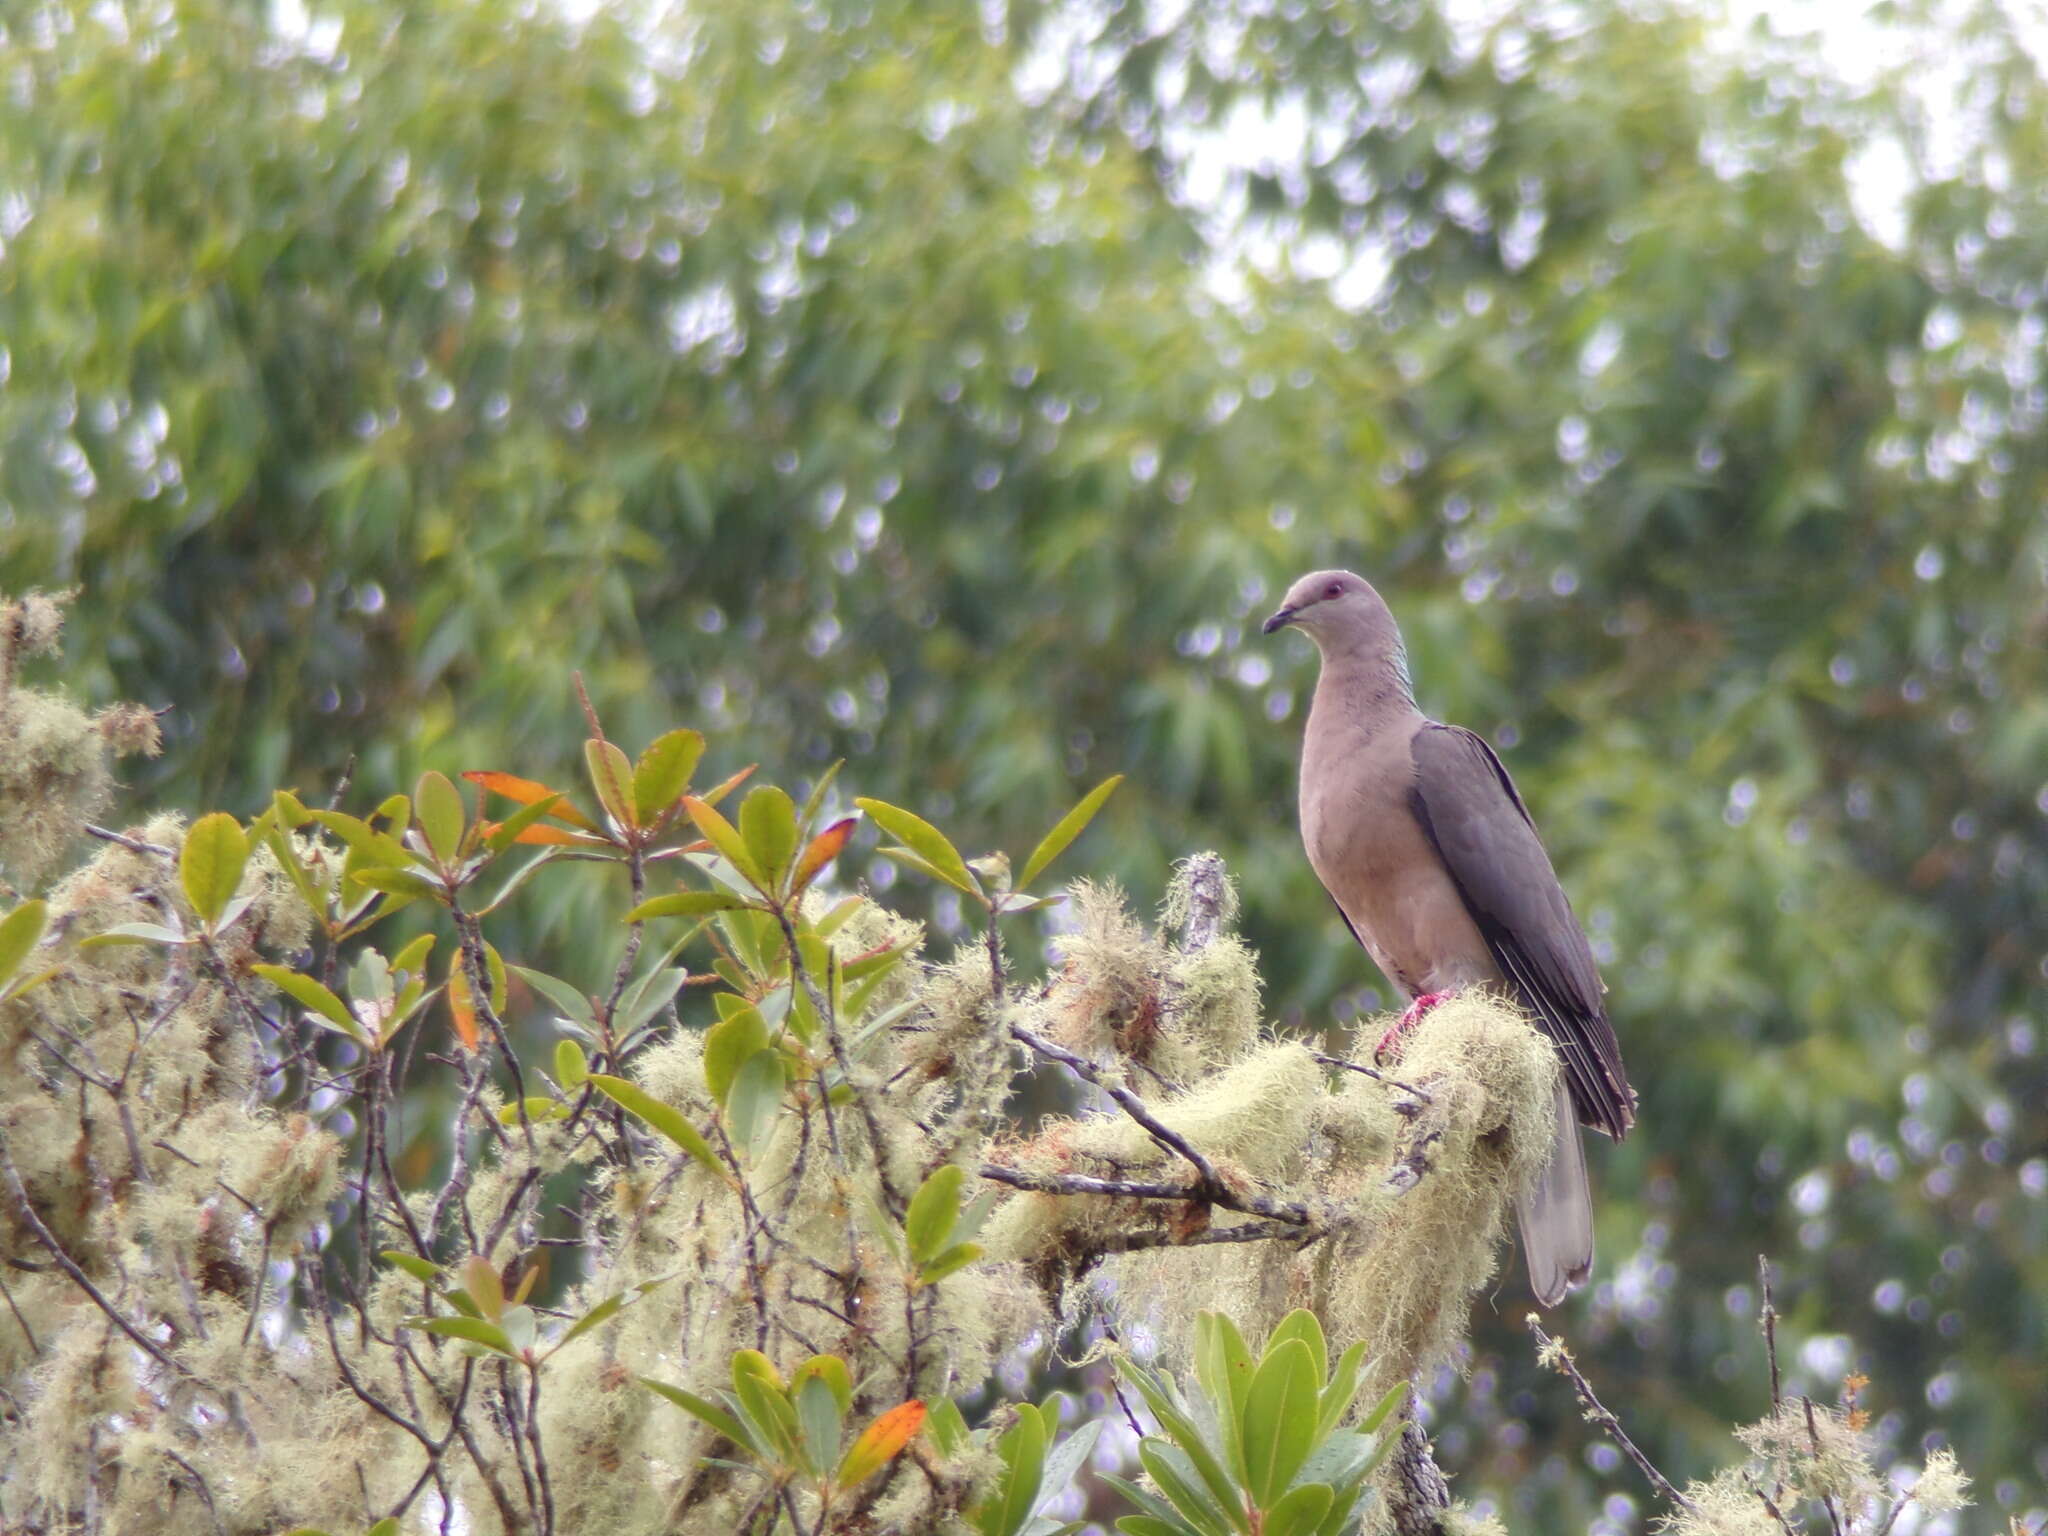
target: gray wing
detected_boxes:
[1408,723,1635,1139]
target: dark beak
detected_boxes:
[1261,605,1298,635]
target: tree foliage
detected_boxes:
[3,0,2046,1523]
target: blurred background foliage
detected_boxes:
[3,0,2045,1526]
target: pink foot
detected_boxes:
[1374,991,1451,1063]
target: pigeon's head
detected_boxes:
[1262,569,1400,653]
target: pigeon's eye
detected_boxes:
[1325,582,1343,599]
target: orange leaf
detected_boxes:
[698,764,757,810]
[499,823,613,848]
[463,771,601,832]
[447,967,481,1052]
[791,817,857,895]
[836,1400,926,1489]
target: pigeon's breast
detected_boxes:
[1301,736,1494,999]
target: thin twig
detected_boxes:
[1528,1315,1698,1515]
[1312,1051,1436,1106]
[1759,1255,1783,1409]
[1802,1395,1845,1536]
[1006,1023,1315,1227]
[82,822,175,858]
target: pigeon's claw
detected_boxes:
[1373,990,1452,1064]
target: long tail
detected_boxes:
[1516,1078,1593,1307]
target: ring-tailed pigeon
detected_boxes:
[1263,569,1634,1305]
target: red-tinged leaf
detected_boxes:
[585,739,637,833]
[462,1255,504,1320]
[790,817,858,895]
[836,1401,927,1489]
[463,771,601,831]
[697,763,756,809]
[447,965,481,1052]
[483,793,567,853]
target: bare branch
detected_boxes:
[1529,1314,1698,1515]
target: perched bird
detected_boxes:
[1263,569,1634,1304]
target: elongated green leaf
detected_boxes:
[1241,1338,1319,1507]
[510,966,596,1030]
[79,921,188,949]
[409,1315,514,1357]
[1099,1472,1191,1533]
[462,1255,503,1320]
[310,809,414,868]
[1138,1440,1235,1536]
[791,1355,853,1417]
[415,770,465,863]
[0,900,48,985]
[618,965,688,1031]
[1315,1342,1371,1441]
[349,867,442,902]
[737,785,799,894]
[633,729,705,827]
[725,1048,785,1161]
[1038,1418,1104,1517]
[1116,1361,1244,1530]
[1017,775,1124,889]
[853,798,977,893]
[640,1378,754,1453]
[486,792,566,853]
[587,1074,726,1179]
[681,795,770,894]
[915,1243,983,1289]
[554,1038,588,1089]
[1196,1312,1257,1483]
[1357,1381,1407,1437]
[704,1008,770,1106]
[978,1403,1047,1536]
[625,890,754,922]
[1264,1310,1328,1381]
[904,1163,967,1267]
[250,964,367,1043]
[181,812,249,926]
[1113,1515,1190,1536]
[1260,1483,1333,1536]
[795,1374,843,1479]
[381,1251,440,1284]
[732,1370,801,1465]
[926,1397,970,1459]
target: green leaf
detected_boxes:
[1196,1312,1257,1482]
[904,1162,967,1266]
[381,1251,440,1284]
[616,964,687,1032]
[587,1074,727,1180]
[585,738,637,832]
[640,1378,754,1453]
[1357,1381,1407,1437]
[348,867,442,903]
[1038,1418,1105,1514]
[181,812,249,926]
[978,1402,1047,1536]
[1116,1361,1244,1529]
[926,1397,970,1459]
[1315,1342,1371,1441]
[852,798,977,894]
[725,1048,785,1162]
[1137,1440,1236,1536]
[632,729,705,827]
[1017,774,1124,889]
[624,889,754,921]
[486,792,567,853]
[915,1243,982,1289]
[703,1007,770,1106]
[1260,1483,1333,1536]
[510,966,596,1030]
[795,1374,843,1479]
[367,1520,400,1536]
[554,1038,588,1089]
[791,1355,854,1417]
[1100,1472,1195,1534]
[390,932,436,979]
[310,809,415,869]
[78,921,190,949]
[681,795,771,894]
[1241,1337,1319,1507]
[1114,1518,1193,1536]
[732,1370,801,1465]
[0,900,48,986]
[737,785,799,895]
[409,1316,515,1357]
[251,964,368,1044]
[415,770,466,864]
[1265,1310,1328,1382]
[1290,1432,1376,1499]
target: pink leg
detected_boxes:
[1374,990,1452,1063]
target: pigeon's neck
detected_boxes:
[1309,645,1418,735]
